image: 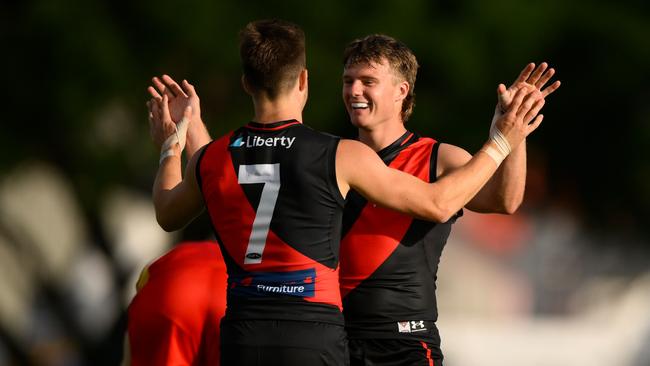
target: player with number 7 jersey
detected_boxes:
[195,119,351,365]
[197,119,345,325]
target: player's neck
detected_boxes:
[358,120,407,152]
[251,92,304,124]
[253,110,303,124]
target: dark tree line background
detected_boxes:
[1,0,649,364]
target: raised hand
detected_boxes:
[498,62,561,112]
[147,75,211,159]
[148,75,201,125]
[493,87,546,151]
[148,95,192,166]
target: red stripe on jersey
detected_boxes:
[420,341,434,366]
[399,132,415,146]
[200,134,341,309]
[340,138,436,297]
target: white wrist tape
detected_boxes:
[491,126,511,155]
[160,115,190,152]
[159,148,176,165]
[481,146,505,165]
[158,115,191,165]
[482,126,512,165]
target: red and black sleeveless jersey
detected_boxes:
[197,120,345,325]
[340,131,462,341]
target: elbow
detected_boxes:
[502,202,520,215]
[436,209,456,223]
[153,193,179,232]
[501,195,523,215]
[156,212,178,232]
[154,201,182,232]
[423,203,456,223]
[158,223,177,233]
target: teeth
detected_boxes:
[351,102,369,109]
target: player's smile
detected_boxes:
[351,102,369,109]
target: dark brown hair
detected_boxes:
[343,34,419,121]
[239,19,306,99]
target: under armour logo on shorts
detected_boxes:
[397,320,427,333]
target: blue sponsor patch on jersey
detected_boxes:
[229,268,316,298]
[230,136,245,147]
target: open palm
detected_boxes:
[148,75,201,125]
[498,62,561,112]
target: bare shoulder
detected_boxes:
[437,142,472,176]
[335,139,388,197]
[336,139,379,166]
[337,138,374,154]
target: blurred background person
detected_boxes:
[125,240,227,366]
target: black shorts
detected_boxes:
[220,319,349,366]
[349,338,442,366]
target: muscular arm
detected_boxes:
[437,141,526,214]
[148,98,205,231]
[337,139,502,222]
[153,145,205,231]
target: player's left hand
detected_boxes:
[497,62,561,113]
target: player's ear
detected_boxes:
[395,80,409,102]
[299,69,308,91]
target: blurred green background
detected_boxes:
[1,0,649,365]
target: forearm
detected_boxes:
[422,143,501,221]
[343,139,501,223]
[495,139,527,211]
[468,139,527,213]
[184,118,212,160]
[153,150,184,231]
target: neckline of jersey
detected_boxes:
[376,130,419,159]
[246,119,301,131]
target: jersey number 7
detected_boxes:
[238,163,281,264]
